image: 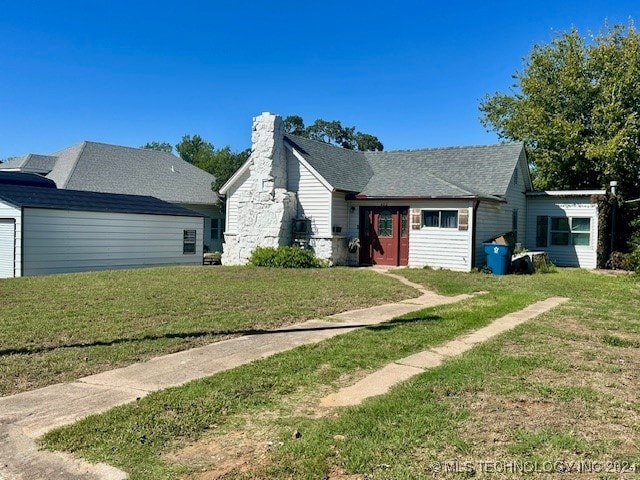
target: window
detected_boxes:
[542,217,591,246]
[512,209,519,243]
[210,218,223,241]
[536,216,548,247]
[183,229,196,254]
[421,210,458,229]
[378,210,393,237]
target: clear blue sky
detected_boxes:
[1,1,637,159]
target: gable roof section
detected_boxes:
[284,134,372,192]
[282,134,525,200]
[1,142,218,205]
[0,185,203,217]
[0,154,58,174]
[363,143,525,199]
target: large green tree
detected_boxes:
[480,21,640,198]
[175,135,249,191]
[141,141,173,154]
[283,116,384,151]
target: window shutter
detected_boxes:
[411,209,421,230]
[458,209,469,231]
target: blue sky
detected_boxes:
[1,1,637,159]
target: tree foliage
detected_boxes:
[283,116,383,151]
[141,141,173,154]
[480,21,640,198]
[175,135,249,191]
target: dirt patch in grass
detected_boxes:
[443,314,640,465]
[164,430,268,480]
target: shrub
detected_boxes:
[629,247,640,273]
[605,251,632,271]
[248,246,327,268]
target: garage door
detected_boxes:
[0,219,16,278]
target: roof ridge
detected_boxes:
[61,141,88,189]
[365,141,524,155]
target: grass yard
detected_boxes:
[40,268,640,479]
[0,266,415,395]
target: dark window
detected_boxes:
[536,216,548,247]
[183,229,196,254]
[512,209,519,243]
[422,210,458,229]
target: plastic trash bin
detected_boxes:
[483,243,514,275]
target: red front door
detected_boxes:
[360,207,409,266]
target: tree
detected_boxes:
[175,135,214,166]
[141,141,173,154]
[480,22,640,199]
[283,115,384,151]
[175,134,249,191]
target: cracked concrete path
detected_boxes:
[320,296,570,408]
[0,270,474,480]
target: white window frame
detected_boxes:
[549,216,591,247]
[421,210,458,229]
[183,229,197,254]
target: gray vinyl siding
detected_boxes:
[0,200,21,278]
[474,202,509,268]
[525,195,599,268]
[287,150,331,236]
[474,156,528,267]
[21,208,203,276]
[224,169,250,235]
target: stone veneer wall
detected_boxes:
[222,113,297,265]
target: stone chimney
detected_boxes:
[221,113,297,265]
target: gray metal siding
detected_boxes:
[22,208,204,276]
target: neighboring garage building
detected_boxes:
[0,173,204,278]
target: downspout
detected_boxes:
[470,200,480,269]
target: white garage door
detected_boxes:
[0,219,16,278]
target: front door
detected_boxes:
[360,207,409,266]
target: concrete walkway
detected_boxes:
[0,270,472,480]
[320,296,569,408]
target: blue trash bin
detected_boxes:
[483,243,514,275]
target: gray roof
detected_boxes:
[284,135,371,192]
[0,154,58,174]
[283,134,525,199]
[0,184,203,217]
[1,142,217,205]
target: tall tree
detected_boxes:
[175,134,249,191]
[141,141,173,154]
[283,115,384,151]
[480,21,640,198]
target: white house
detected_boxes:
[0,141,224,252]
[220,112,604,270]
[0,172,204,278]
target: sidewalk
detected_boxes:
[0,270,472,480]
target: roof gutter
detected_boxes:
[345,193,505,203]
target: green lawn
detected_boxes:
[0,266,415,395]
[40,268,640,479]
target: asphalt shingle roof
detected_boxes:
[283,135,525,199]
[1,142,218,205]
[0,154,58,174]
[284,134,372,192]
[0,184,204,217]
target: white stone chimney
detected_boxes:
[221,113,297,265]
